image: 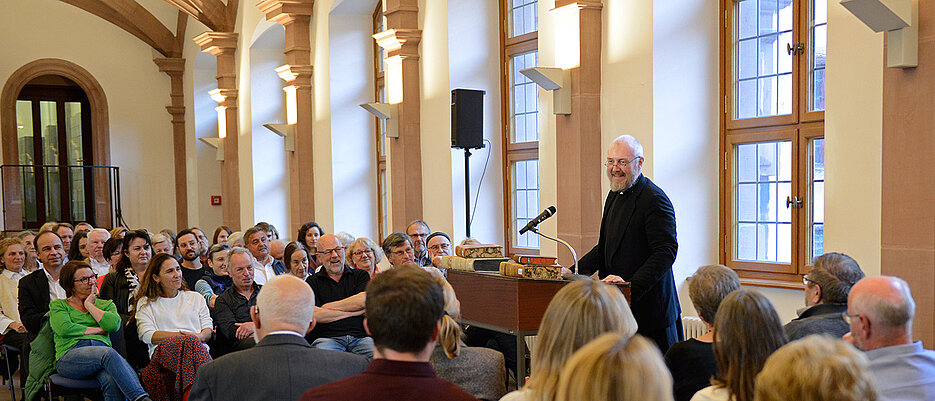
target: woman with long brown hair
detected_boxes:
[690,289,788,401]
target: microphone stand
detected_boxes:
[528,227,578,275]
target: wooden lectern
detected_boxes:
[447,270,631,380]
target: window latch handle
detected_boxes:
[786,196,804,209]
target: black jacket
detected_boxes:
[578,174,680,333]
[17,269,50,337]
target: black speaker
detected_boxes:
[451,89,485,149]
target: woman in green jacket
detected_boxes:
[50,260,150,401]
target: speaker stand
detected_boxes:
[464,148,472,238]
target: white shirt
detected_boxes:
[44,269,66,301]
[2,269,26,283]
[135,290,213,357]
[253,256,276,285]
[690,386,730,401]
[88,258,110,278]
[0,270,24,333]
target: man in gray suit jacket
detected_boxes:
[190,275,369,401]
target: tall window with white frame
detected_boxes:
[373,1,389,241]
[501,0,540,255]
[722,0,825,286]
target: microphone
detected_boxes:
[519,206,557,235]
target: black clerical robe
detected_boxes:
[578,174,681,350]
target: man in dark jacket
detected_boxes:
[190,275,368,401]
[578,134,681,352]
[785,252,864,340]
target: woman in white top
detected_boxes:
[134,253,213,358]
[0,238,30,387]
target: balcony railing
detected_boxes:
[0,164,124,231]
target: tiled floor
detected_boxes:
[0,372,21,401]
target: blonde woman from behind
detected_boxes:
[754,335,876,401]
[556,333,673,401]
[500,279,637,401]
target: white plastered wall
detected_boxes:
[0,0,179,230]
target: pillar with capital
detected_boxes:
[374,0,423,230]
[194,31,241,230]
[258,0,316,236]
[154,57,189,230]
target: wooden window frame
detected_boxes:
[500,0,540,256]
[373,1,388,242]
[719,0,825,288]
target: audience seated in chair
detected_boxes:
[0,238,31,388]
[283,242,310,281]
[15,231,39,273]
[212,226,231,247]
[754,335,876,401]
[665,264,740,401]
[99,230,153,369]
[305,234,372,359]
[297,222,324,271]
[300,266,477,401]
[190,275,369,401]
[67,231,89,266]
[845,276,935,401]
[381,232,415,268]
[134,253,213,399]
[690,289,787,401]
[213,247,260,352]
[194,244,231,309]
[557,333,673,401]
[405,220,432,267]
[427,269,506,401]
[87,228,112,278]
[19,230,69,338]
[244,227,285,286]
[500,278,638,401]
[785,252,864,340]
[177,229,205,291]
[47,260,151,401]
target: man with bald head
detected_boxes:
[190,275,368,401]
[305,234,373,358]
[845,276,935,400]
[577,134,681,352]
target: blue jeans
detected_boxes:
[311,335,374,359]
[56,340,148,401]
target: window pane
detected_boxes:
[512,159,540,249]
[15,100,37,222]
[510,51,539,143]
[810,4,827,112]
[510,0,537,37]
[809,138,825,261]
[40,101,61,221]
[65,102,85,221]
[734,0,793,119]
[734,140,792,263]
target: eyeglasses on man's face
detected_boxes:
[603,156,641,168]
[428,243,451,252]
[317,246,345,255]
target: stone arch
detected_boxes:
[1,58,110,166]
[1,58,111,229]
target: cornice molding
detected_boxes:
[193,31,239,56]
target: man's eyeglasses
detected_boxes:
[428,243,451,252]
[317,246,345,255]
[391,248,414,257]
[74,274,98,285]
[842,311,862,325]
[604,156,642,168]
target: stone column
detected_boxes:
[375,0,422,230]
[258,0,315,237]
[553,0,603,265]
[153,57,189,230]
[194,32,241,230]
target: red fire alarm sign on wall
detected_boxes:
[211,196,222,206]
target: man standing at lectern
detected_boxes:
[577,134,681,352]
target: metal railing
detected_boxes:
[0,164,124,231]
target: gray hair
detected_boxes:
[225,246,256,270]
[226,231,245,248]
[611,135,644,158]
[381,232,413,254]
[256,275,316,330]
[347,237,384,267]
[335,232,356,248]
[688,264,741,324]
[806,252,865,304]
[407,220,430,233]
[150,233,171,247]
[88,228,110,240]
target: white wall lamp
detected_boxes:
[841,0,917,68]
[263,124,295,151]
[199,100,227,161]
[520,67,571,115]
[360,102,398,138]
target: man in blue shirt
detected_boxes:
[845,276,935,401]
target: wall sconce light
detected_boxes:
[198,137,224,161]
[360,102,398,138]
[841,0,917,67]
[520,67,571,115]
[263,123,295,151]
[551,3,581,69]
[384,56,403,104]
